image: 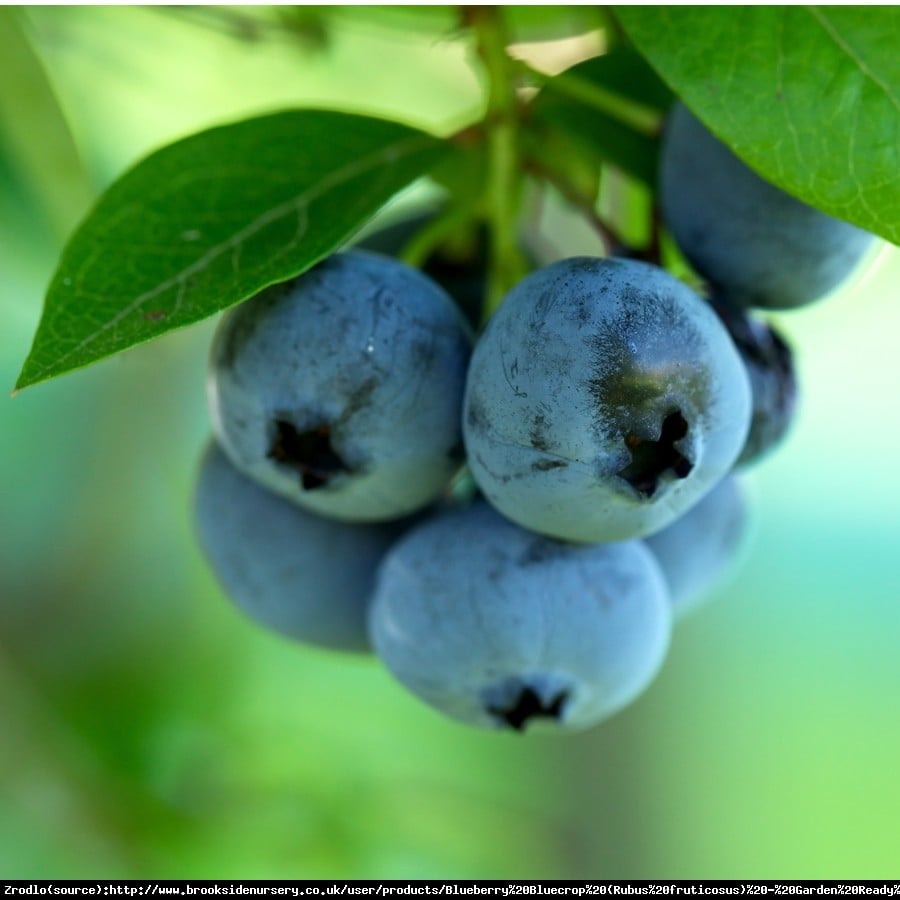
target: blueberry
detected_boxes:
[195,442,406,652]
[207,250,473,522]
[368,501,672,732]
[659,102,875,310]
[709,294,799,466]
[644,475,752,620]
[463,256,752,543]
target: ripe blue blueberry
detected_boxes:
[463,256,752,543]
[644,475,752,620]
[659,102,875,310]
[709,294,799,466]
[369,501,672,732]
[207,250,473,522]
[195,442,405,652]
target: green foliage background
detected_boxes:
[2,7,900,878]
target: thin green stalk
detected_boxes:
[466,7,526,325]
[515,58,661,136]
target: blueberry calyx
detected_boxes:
[268,419,350,490]
[486,682,569,732]
[617,410,693,498]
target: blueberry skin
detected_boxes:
[207,250,473,522]
[660,103,875,310]
[463,256,752,543]
[644,475,752,620]
[369,502,672,732]
[195,442,405,652]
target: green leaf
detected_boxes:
[548,46,674,115]
[16,111,449,391]
[528,97,659,187]
[615,6,900,244]
[527,47,673,187]
[331,6,609,42]
[505,6,610,43]
[0,7,93,238]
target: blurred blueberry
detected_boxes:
[709,294,799,466]
[644,475,753,620]
[659,102,875,310]
[195,441,406,652]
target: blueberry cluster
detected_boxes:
[195,102,874,734]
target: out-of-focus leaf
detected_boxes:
[544,46,673,114]
[506,6,610,43]
[528,98,659,187]
[329,6,609,43]
[0,7,93,238]
[527,46,671,187]
[15,111,449,391]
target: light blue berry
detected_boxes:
[369,502,672,732]
[195,442,405,652]
[659,103,875,310]
[207,250,472,522]
[463,256,751,543]
[644,475,752,620]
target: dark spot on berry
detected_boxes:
[518,537,567,566]
[466,396,489,431]
[411,334,439,372]
[339,376,380,419]
[532,458,567,472]
[487,684,568,731]
[617,410,693,498]
[529,412,550,451]
[268,420,349,490]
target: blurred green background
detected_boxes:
[2,7,899,879]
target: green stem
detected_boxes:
[515,58,661,135]
[523,152,622,256]
[399,204,477,270]
[466,7,525,325]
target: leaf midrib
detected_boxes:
[805,6,900,114]
[29,132,433,385]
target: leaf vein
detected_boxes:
[32,133,432,383]
[805,6,900,113]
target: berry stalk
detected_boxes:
[465,6,526,325]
